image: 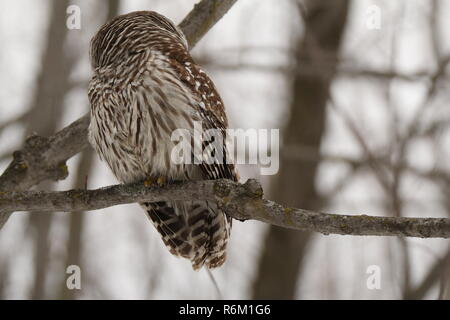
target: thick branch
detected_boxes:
[0,0,240,229]
[1,179,449,239]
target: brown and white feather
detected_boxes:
[88,11,237,269]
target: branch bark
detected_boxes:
[0,0,240,230]
[1,179,449,238]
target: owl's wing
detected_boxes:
[138,58,235,269]
[195,106,237,181]
[171,58,238,182]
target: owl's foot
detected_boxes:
[144,176,167,188]
[156,176,166,187]
[143,178,154,187]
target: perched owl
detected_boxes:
[88,11,237,269]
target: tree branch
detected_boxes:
[179,0,238,48]
[1,179,449,239]
[0,0,240,229]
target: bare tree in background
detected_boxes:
[25,0,71,299]
[58,0,120,300]
[252,0,349,299]
[0,0,121,300]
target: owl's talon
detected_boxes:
[144,177,156,187]
[156,176,166,187]
[144,176,166,188]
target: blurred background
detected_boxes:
[0,0,450,299]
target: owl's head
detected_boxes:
[90,11,188,69]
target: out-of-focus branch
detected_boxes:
[1,179,450,239]
[196,54,450,82]
[404,247,450,299]
[179,0,238,48]
[0,0,240,230]
[283,145,450,186]
[0,111,31,135]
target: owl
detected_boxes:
[88,11,238,269]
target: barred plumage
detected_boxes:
[88,11,237,269]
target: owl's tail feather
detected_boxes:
[142,200,230,270]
